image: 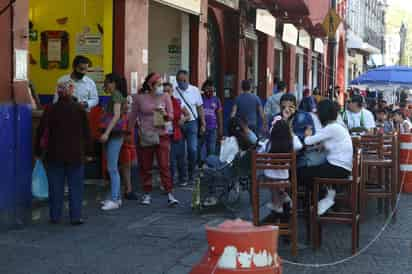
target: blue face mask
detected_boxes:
[178,81,189,90]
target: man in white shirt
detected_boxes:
[54,55,99,111]
[342,95,376,133]
[173,70,206,185]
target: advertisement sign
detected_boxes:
[256,9,276,37]
[282,24,298,46]
[298,29,311,49]
[314,38,324,54]
[154,0,201,15]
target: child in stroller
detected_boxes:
[201,117,258,207]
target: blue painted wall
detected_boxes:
[0,104,32,229]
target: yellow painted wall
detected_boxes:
[29,0,113,95]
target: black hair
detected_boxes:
[376,108,387,114]
[163,82,173,88]
[317,99,338,126]
[350,95,363,108]
[176,70,188,79]
[280,93,297,107]
[140,72,157,94]
[393,109,406,119]
[201,79,214,91]
[72,55,90,68]
[269,120,293,153]
[228,117,253,151]
[278,81,286,91]
[105,73,128,98]
[241,80,251,91]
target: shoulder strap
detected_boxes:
[176,87,197,120]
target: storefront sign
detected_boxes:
[76,34,102,55]
[14,49,28,81]
[214,0,239,9]
[282,24,298,46]
[256,9,276,37]
[154,0,201,15]
[314,38,324,54]
[298,29,311,49]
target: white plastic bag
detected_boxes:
[219,137,239,163]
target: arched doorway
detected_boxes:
[207,10,222,95]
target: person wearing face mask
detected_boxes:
[199,80,223,164]
[99,73,128,210]
[54,55,99,112]
[173,70,206,186]
[128,73,179,207]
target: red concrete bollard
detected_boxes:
[400,134,412,193]
[190,219,282,274]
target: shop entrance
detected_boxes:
[28,0,114,104]
[148,0,190,83]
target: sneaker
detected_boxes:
[266,202,284,213]
[318,189,336,216]
[101,200,121,211]
[101,199,122,206]
[141,194,152,205]
[203,196,218,207]
[168,193,179,207]
[125,192,139,201]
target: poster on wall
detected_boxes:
[76,33,102,55]
[40,31,69,69]
[87,67,105,95]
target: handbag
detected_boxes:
[139,129,160,147]
[99,113,128,133]
[32,160,49,200]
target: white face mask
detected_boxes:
[155,86,164,96]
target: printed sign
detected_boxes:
[154,0,201,15]
[298,29,311,49]
[76,34,102,55]
[256,9,276,37]
[323,9,342,38]
[282,24,298,46]
[15,49,28,81]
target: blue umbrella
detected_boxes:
[350,66,412,86]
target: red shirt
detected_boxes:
[171,97,183,141]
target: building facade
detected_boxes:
[346,0,387,85]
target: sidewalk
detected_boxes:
[1,183,411,274]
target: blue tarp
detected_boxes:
[350,66,412,86]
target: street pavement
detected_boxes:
[1,182,412,274]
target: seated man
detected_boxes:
[342,95,376,134]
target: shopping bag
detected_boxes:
[32,160,49,199]
[219,137,239,163]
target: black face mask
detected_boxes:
[73,71,85,80]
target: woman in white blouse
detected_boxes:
[300,99,353,215]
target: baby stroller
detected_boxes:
[200,150,253,210]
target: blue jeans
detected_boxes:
[47,162,84,221]
[170,138,187,183]
[106,137,124,201]
[182,120,198,180]
[199,129,218,163]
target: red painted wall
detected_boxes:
[0,0,13,103]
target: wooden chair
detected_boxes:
[361,133,399,219]
[251,151,298,256]
[311,148,362,255]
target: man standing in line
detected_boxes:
[231,80,266,134]
[264,81,287,123]
[54,55,99,111]
[173,70,206,186]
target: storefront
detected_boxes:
[29,0,114,103]
[244,26,259,92]
[148,0,197,82]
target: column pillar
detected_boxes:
[284,46,296,93]
[114,0,149,90]
[258,34,274,100]
[190,0,208,87]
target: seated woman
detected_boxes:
[299,99,353,215]
[262,118,302,213]
[392,109,412,134]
